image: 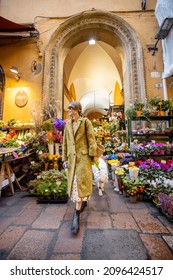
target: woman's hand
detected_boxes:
[93,156,98,162]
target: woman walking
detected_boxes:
[62,101,98,234]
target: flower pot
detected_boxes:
[159,150,165,155]
[136,110,142,117]
[138,193,144,201]
[123,189,129,197]
[48,143,54,154]
[129,195,137,203]
[159,111,165,116]
[153,111,159,116]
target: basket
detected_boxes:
[97,144,105,158]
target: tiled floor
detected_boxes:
[0,181,173,260]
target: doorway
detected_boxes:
[43,10,146,119]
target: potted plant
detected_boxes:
[148,96,161,109]
[157,99,171,115]
[153,193,173,221]
[134,101,145,116]
[125,107,136,119]
[28,169,68,203]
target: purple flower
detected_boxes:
[53,119,66,131]
[139,162,150,169]
[151,161,160,169]
[160,163,169,172]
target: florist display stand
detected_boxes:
[0,160,22,197]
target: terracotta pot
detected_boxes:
[159,111,165,116]
[136,110,142,116]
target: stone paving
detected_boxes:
[0,181,173,260]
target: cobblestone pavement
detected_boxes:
[0,181,173,260]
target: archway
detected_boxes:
[43,10,146,118]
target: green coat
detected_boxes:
[62,117,97,198]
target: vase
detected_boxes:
[55,143,60,155]
[129,195,137,203]
[48,143,54,154]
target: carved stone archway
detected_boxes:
[43,10,146,118]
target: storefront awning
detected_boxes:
[0,16,39,38]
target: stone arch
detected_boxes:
[43,10,146,118]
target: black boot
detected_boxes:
[79,201,87,213]
[71,209,80,234]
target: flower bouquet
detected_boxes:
[53,119,66,131]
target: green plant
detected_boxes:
[29,169,68,198]
[158,100,171,112]
[141,108,151,117]
[148,96,161,107]
[125,107,136,119]
[134,101,145,111]
[42,119,54,131]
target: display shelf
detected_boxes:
[0,151,33,197]
[127,116,173,147]
[127,116,173,160]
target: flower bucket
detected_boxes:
[138,193,144,201]
[123,189,128,197]
[129,168,139,179]
[129,195,137,203]
[48,143,54,154]
[55,143,60,155]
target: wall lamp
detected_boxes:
[10,66,21,81]
[151,17,173,56]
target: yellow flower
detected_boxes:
[128,162,135,167]
[115,168,125,176]
[108,159,120,165]
[129,166,138,170]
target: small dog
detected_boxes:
[92,157,108,196]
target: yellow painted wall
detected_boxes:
[0,0,165,122]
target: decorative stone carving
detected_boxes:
[43,10,146,116]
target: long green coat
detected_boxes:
[62,117,97,198]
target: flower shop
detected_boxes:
[1,99,173,222]
[106,98,173,223]
[0,117,68,201]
